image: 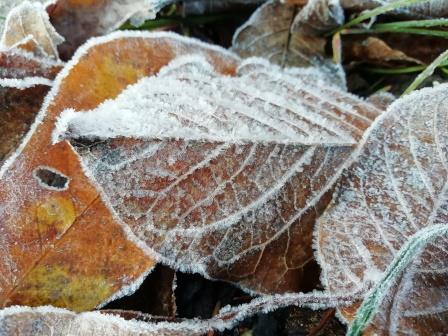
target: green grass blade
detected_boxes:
[120,13,246,31]
[342,27,448,38]
[374,18,448,29]
[332,0,430,34]
[362,65,426,74]
[347,224,448,336]
[120,18,179,30]
[403,49,448,94]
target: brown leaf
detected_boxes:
[0,32,238,312]
[316,84,448,333]
[1,2,63,59]
[0,49,62,166]
[53,37,381,294]
[343,36,423,66]
[47,0,166,60]
[0,50,61,79]
[373,34,448,65]
[232,0,345,85]
[0,82,50,166]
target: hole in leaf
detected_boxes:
[33,166,69,190]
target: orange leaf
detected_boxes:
[0,32,237,311]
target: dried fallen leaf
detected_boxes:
[343,36,423,66]
[53,41,381,295]
[316,83,448,333]
[0,32,238,311]
[47,0,170,60]
[371,33,448,65]
[1,2,63,59]
[232,0,345,85]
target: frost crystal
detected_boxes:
[55,56,364,145]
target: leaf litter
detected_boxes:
[0,0,447,335]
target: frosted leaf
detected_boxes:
[232,0,345,86]
[48,0,174,59]
[55,56,367,144]
[0,287,364,336]
[0,47,61,168]
[0,306,208,336]
[292,0,344,33]
[58,53,381,294]
[0,49,61,79]
[0,1,63,59]
[316,84,448,333]
[0,0,49,32]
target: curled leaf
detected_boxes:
[316,83,448,333]
[1,1,63,59]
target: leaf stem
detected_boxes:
[362,65,426,74]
